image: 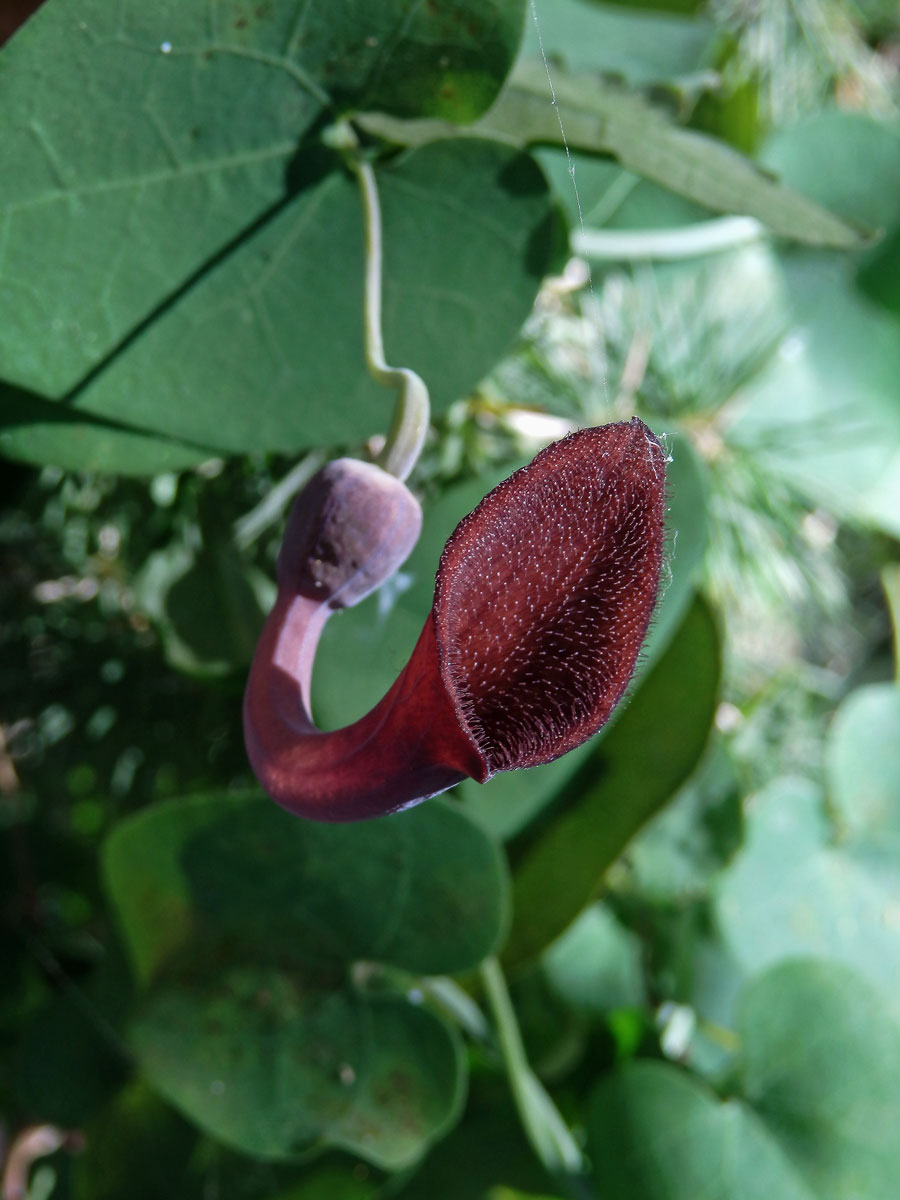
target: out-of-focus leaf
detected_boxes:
[360,65,866,248]
[761,111,900,232]
[503,592,720,966]
[103,792,508,983]
[519,0,718,87]
[588,961,900,1200]
[71,1083,197,1200]
[731,252,900,539]
[542,902,645,1015]
[457,429,709,841]
[104,793,506,1164]
[715,776,900,1018]
[825,682,900,851]
[620,740,742,903]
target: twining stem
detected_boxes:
[340,132,430,482]
[480,957,590,1192]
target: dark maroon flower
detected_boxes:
[244,418,666,821]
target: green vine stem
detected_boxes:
[881,564,900,684]
[331,122,430,482]
[480,957,590,1192]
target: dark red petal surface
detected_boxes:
[433,418,666,773]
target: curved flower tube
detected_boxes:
[244,419,666,822]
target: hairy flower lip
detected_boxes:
[243,419,666,822]
[434,418,666,775]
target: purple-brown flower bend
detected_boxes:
[243,418,666,821]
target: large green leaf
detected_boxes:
[1,2,545,470]
[502,592,720,966]
[2,137,558,466]
[1,0,526,396]
[588,961,900,1200]
[103,792,507,1164]
[715,776,900,1018]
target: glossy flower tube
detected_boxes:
[243,418,666,821]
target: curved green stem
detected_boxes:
[480,957,589,1189]
[342,135,430,482]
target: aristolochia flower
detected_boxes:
[243,419,666,821]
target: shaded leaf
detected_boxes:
[542,902,646,1015]
[503,592,720,966]
[621,739,743,903]
[104,791,509,983]
[392,1078,556,1200]
[0,383,212,474]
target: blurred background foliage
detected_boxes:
[2,0,900,1197]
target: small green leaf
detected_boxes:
[503,592,720,966]
[589,1061,811,1200]
[588,961,900,1200]
[131,970,465,1168]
